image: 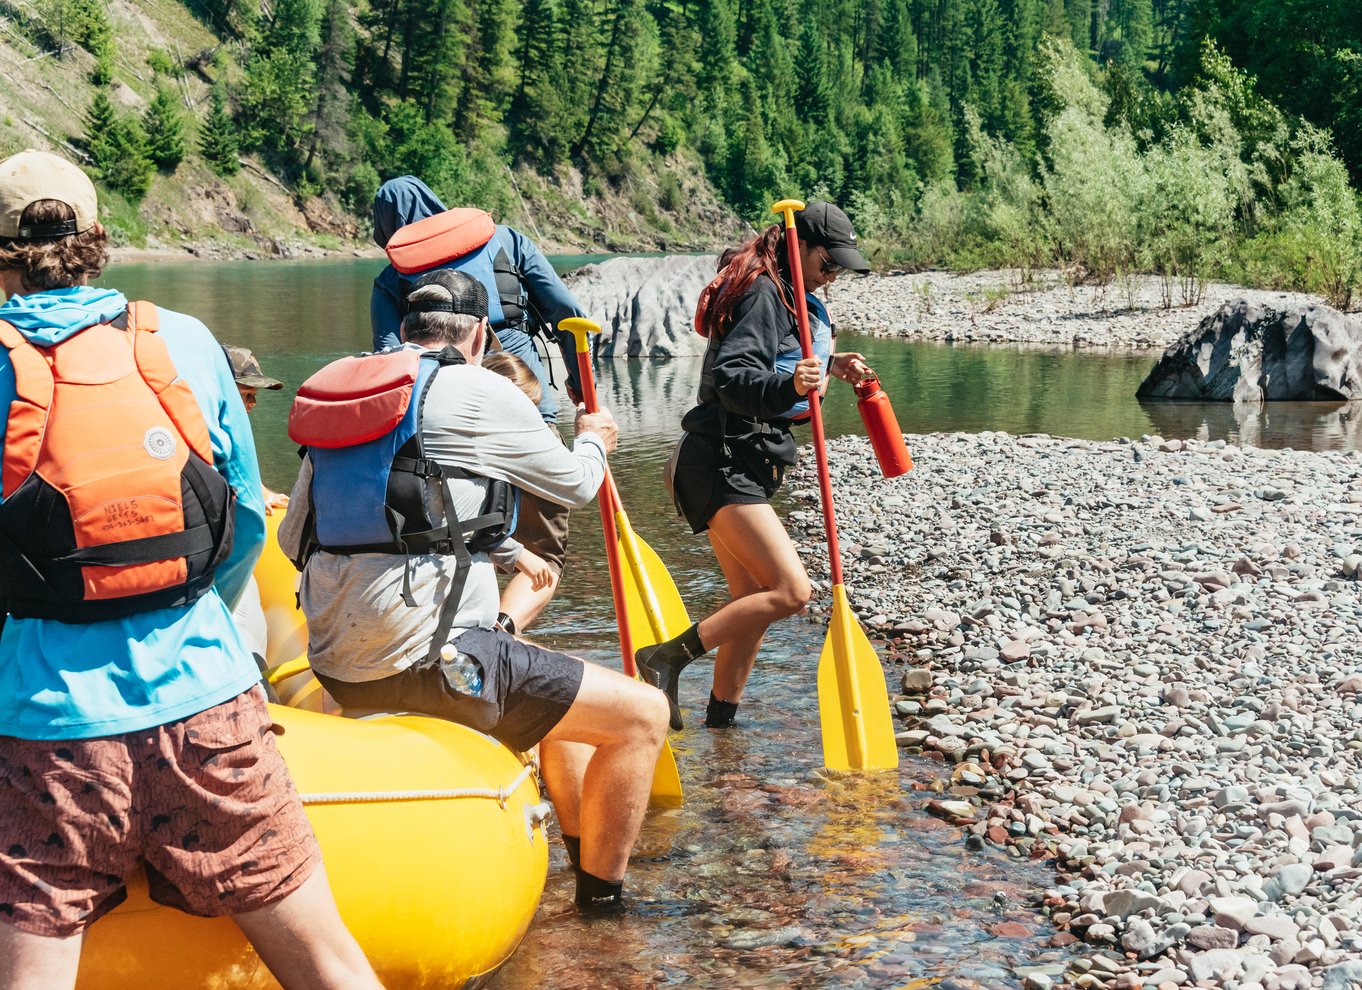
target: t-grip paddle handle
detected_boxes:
[560,317,599,412]
[771,200,844,588]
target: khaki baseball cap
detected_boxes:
[0,150,99,240]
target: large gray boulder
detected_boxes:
[1137,300,1362,402]
[567,254,719,359]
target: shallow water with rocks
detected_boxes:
[491,606,1073,989]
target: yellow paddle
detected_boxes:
[561,317,683,807]
[605,471,692,652]
[771,199,899,772]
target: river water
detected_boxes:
[101,257,1359,988]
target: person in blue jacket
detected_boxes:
[370,176,588,635]
[0,151,381,990]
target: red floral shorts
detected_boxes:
[0,686,321,937]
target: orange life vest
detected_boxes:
[384,208,532,333]
[0,302,235,622]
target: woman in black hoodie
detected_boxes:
[639,202,874,731]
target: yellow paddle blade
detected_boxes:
[817,585,899,771]
[649,739,684,808]
[611,509,688,804]
[265,654,312,685]
[615,510,691,647]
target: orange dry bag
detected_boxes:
[854,374,913,479]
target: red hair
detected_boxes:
[701,224,794,338]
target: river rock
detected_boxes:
[567,254,718,358]
[1188,949,1246,982]
[1186,926,1240,950]
[1136,300,1362,401]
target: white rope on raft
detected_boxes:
[297,763,536,808]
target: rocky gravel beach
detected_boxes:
[570,258,1327,356]
[831,270,1323,349]
[786,432,1362,990]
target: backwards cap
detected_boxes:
[406,268,489,319]
[0,151,98,240]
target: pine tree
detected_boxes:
[83,90,119,173]
[200,88,241,176]
[695,0,737,103]
[1107,0,1153,67]
[876,0,917,84]
[795,19,831,123]
[103,117,155,200]
[143,87,187,172]
[84,90,155,199]
[303,0,354,175]
[238,0,324,153]
[571,0,654,161]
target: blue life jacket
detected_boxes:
[290,348,517,562]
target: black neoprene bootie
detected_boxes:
[704,692,739,729]
[575,871,625,914]
[636,624,705,731]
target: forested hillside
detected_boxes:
[3,0,1361,303]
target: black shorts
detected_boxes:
[514,490,571,574]
[668,431,786,534]
[315,628,584,752]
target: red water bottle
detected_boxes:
[854,374,914,478]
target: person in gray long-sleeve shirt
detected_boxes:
[281,270,667,914]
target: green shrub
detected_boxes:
[1269,126,1362,309]
[147,49,178,76]
[657,171,684,213]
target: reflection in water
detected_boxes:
[1140,399,1362,450]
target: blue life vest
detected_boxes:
[773,294,833,421]
[290,348,517,560]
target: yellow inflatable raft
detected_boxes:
[78,511,550,990]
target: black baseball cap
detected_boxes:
[795,201,871,274]
[406,268,488,318]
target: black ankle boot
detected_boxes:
[635,624,705,731]
[704,692,739,728]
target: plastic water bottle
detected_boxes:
[439,642,483,696]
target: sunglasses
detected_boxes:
[818,247,845,277]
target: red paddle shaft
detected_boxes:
[575,346,638,676]
[780,224,844,588]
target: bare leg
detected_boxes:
[541,663,669,882]
[706,530,766,703]
[539,739,591,839]
[697,503,811,699]
[499,570,560,633]
[233,864,383,990]
[0,923,82,990]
